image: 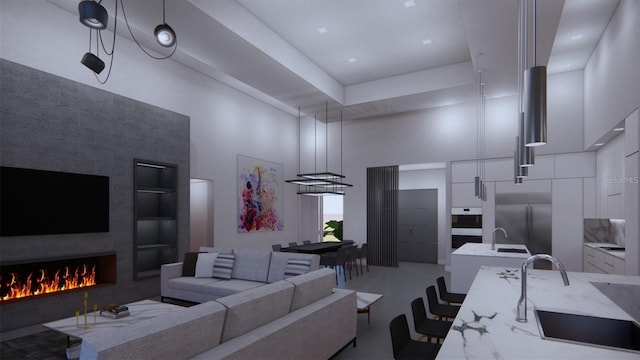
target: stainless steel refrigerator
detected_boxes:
[495,192,552,269]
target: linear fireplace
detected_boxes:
[1,253,116,303]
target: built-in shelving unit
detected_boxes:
[133,159,178,280]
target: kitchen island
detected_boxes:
[437,266,640,359]
[450,243,531,293]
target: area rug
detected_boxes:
[0,329,67,360]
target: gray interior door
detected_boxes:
[398,189,438,263]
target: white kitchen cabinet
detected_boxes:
[583,244,625,275]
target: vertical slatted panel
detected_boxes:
[367,165,399,267]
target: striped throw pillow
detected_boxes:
[212,253,235,279]
[284,259,311,278]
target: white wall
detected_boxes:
[584,0,640,148]
[0,0,301,251]
[399,168,447,264]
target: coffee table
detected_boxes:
[43,299,183,358]
[356,292,383,324]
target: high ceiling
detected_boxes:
[50,0,619,121]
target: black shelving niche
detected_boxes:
[133,159,178,280]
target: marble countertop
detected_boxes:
[437,266,640,359]
[585,242,626,260]
[451,243,531,259]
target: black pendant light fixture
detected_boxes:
[79,1,108,29]
[77,0,177,84]
[524,0,547,147]
[286,103,353,196]
[154,0,176,47]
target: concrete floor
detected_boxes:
[333,261,449,359]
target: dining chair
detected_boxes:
[356,243,369,273]
[288,242,299,247]
[319,247,347,282]
[425,285,460,321]
[389,314,441,360]
[271,244,282,252]
[410,297,452,344]
[303,240,311,244]
[436,276,466,304]
[344,245,359,279]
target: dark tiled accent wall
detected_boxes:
[0,59,190,331]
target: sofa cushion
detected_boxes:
[231,249,272,282]
[285,268,336,311]
[267,252,320,283]
[212,253,235,279]
[216,280,295,342]
[284,259,311,278]
[200,279,265,298]
[168,277,222,292]
[195,253,219,278]
[181,252,201,277]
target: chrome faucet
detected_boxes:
[491,227,508,250]
[516,254,570,322]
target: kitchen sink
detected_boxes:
[496,248,528,253]
[535,309,640,353]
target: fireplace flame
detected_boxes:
[1,264,96,301]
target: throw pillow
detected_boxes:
[181,252,201,276]
[195,252,219,278]
[284,259,311,278]
[212,253,236,279]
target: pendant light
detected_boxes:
[77,0,177,84]
[524,0,547,147]
[79,1,108,29]
[515,136,529,179]
[517,0,534,167]
[286,103,352,196]
[154,0,176,47]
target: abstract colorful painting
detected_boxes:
[237,155,284,232]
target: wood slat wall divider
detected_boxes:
[366,165,399,267]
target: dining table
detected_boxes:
[280,240,354,254]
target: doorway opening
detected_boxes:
[190,178,214,251]
[322,196,343,242]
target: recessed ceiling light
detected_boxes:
[404,0,416,8]
[422,38,432,45]
[594,143,604,146]
[348,58,357,63]
[317,27,328,34]
[571,34,583,41]
[613,127,625,131]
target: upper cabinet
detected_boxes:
[133,159,178,280]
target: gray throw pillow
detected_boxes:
[284,259,311,278]
[212,253,236,279]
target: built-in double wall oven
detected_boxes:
[451,207,482,249]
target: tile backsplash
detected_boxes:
[584,218,625,246]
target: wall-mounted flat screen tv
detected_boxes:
[0,166,109,236]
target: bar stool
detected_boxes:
[410,297,452,344]
[436,276,466,304]
[425,285,460,321]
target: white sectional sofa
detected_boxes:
[79,267,357,360]
[161,247,321,303]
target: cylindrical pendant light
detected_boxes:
[514,152,523,184]
[524,65,547,146]
[524,0,547,147]
[474,176,480,197]
[515,136,528,178]
[519,112,534,166]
